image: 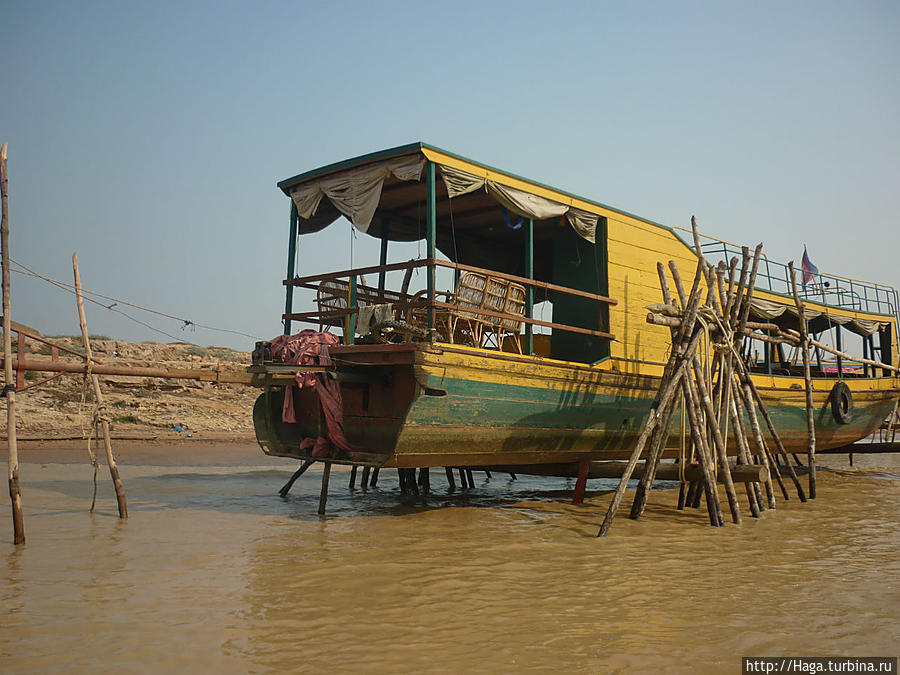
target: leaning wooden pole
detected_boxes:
[788,262,816,499]
[73,253,127,518]
[2,142,25,545]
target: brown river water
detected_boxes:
[2,443,898,673]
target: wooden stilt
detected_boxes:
[73,253,127,519]
[728,394,761,518]
[631,259,705,520]
[458,468,466,488]
[788,262,816,499]
[419,467,430,493]
[349,465,358,489]
[736,366,806,501]
[573,460,589,504]
[1,142,24,545]
[508,473,517,480]
[598,341,697,536]
[465,469,475,488]
[370,468,379,487]
[279,459,314,497]
[681,375,724,526]
[361,466,371,488]
[445,467,456,489]
[733,378,778,507]
[317,461,331,515]
[677,482,687,510]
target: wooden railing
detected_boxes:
[282,259,617,345]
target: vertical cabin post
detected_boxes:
[525,218,534,356]
[425,161,436,333]
[835,324,843,376]
[863,335,869,377]
[378,219,390,293]
[347,275,357,345]
[284,202,299,335]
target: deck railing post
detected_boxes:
[378,219,390,294]
[525,218,534,356]
[347,275,357,345]
[284,202,299,335]
[425,162,436,334]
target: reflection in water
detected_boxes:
[2,455,899,673]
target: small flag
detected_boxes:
[801,246,818,286]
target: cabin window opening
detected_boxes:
[548,217,610,364]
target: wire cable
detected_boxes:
[11,258,264,342]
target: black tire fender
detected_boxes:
[830,381,853,424]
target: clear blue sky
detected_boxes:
[3,0,898,350]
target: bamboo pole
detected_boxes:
[630,260,705,520]
[728,393,761,517]
[2,142,25,545]
[734,364,807,501]
[73,253,127,518]
[680,372,724,526]
[788,262,816,499]
[597,341,697,536]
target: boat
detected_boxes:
[250,142,900,471]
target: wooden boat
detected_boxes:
[251,143,900,469]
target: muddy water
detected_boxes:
[2,447,898,673]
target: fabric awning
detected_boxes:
[288,155,425,233]
[749,297,891,337]
[439,165,598,243]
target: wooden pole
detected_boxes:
[318,461,331,515]
[630,260,705,520]
[73,253,127,518]
[597,328,705,536]
[2,142,25,545]
[788,262,816,499]
[735,364,807,502]
[279,459,314,497]
[573,460,589,504]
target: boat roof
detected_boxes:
[277,141,674,234]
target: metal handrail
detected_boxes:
[699,240,897,319]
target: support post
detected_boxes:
[378,220,390,293]
[346,275,357,345]
[2,142,25,545]
[425,162,436,334]
[789,262,816,499]
[284,202,299,335]
[73,253,127,518]
[573,460,589,504]
[279,459,314,497]
[525,218,534,356]
[318,461,331,515]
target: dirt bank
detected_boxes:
[4,336,261,441]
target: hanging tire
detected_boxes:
[830,381,853,424]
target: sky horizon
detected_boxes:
[3,1,898,351]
